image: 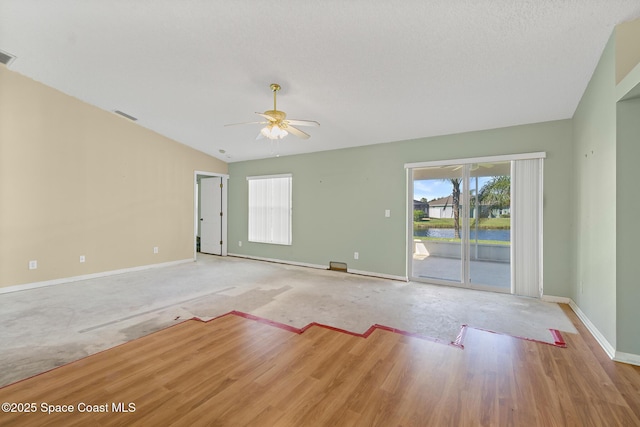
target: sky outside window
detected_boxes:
[414,177,492,201]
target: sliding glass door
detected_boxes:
[410,161,512,293]
[468,162,511,290]
[411,164,466,285]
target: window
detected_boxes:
[247,174,292,245]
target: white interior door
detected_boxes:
[200,177,222,255]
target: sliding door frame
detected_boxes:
[405,152,545,293]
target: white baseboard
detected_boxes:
[347,268,407,282]
[614,351,640,366]
[541,294,572,304]
[228,253,328,271]
[543,296,640,366]
[227,253,407,282]
[568,299,616,359]
[0,259,194,294]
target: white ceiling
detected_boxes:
[2,1,640,163]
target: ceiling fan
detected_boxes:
[225,83,319,140]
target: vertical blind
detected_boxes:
[511,158,543,297]
[247,174,292,245]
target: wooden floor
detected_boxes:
[1,305,639,426]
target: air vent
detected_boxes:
[113,110,138,121]
[329,261,348,272]
[0,49,16,66]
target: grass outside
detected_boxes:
[414,217,510,229]
[413,236,510,246]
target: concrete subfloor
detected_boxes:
[0,254,576,387]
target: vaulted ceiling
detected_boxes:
[2,1,639,162]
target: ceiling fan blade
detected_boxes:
[224,121,267,127]
[285,125,310,139]
[286,119,320,127]
[256,112,278,121]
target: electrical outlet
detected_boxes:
[153,247,159,254]
[238,241,242,247]
[28,260,37,270]
[385,209,391,217]
[80,255,85,263]
[354,252,359,260]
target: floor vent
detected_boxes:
[114,110,138,121]
[329,261,347,272]
[0,49,16,66]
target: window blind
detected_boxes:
[247,174,292,245]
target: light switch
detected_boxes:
[385,209,391,217]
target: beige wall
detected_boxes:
[0,66,227,288]
[615,17,640,84]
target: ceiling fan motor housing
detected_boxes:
[263,110,286,121]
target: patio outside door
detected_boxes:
[410,162,511,293]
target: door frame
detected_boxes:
[194,171,229,259]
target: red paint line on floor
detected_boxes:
[454,324,567,348]
[197,311,570,349]
[201,311,569,349]
[203,311,449,343]
[453,324,468,349]
[373,324,455,346]
[550,329,567,347]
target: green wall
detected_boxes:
[228,19,640,360]
[572,25,640,358]
[228,119,573,296]
[616,95,640,355]
[572,35,618,349]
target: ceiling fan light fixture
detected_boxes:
[273,124,288,139]
[261,123,288,139]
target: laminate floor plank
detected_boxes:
[1,305,640,426]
